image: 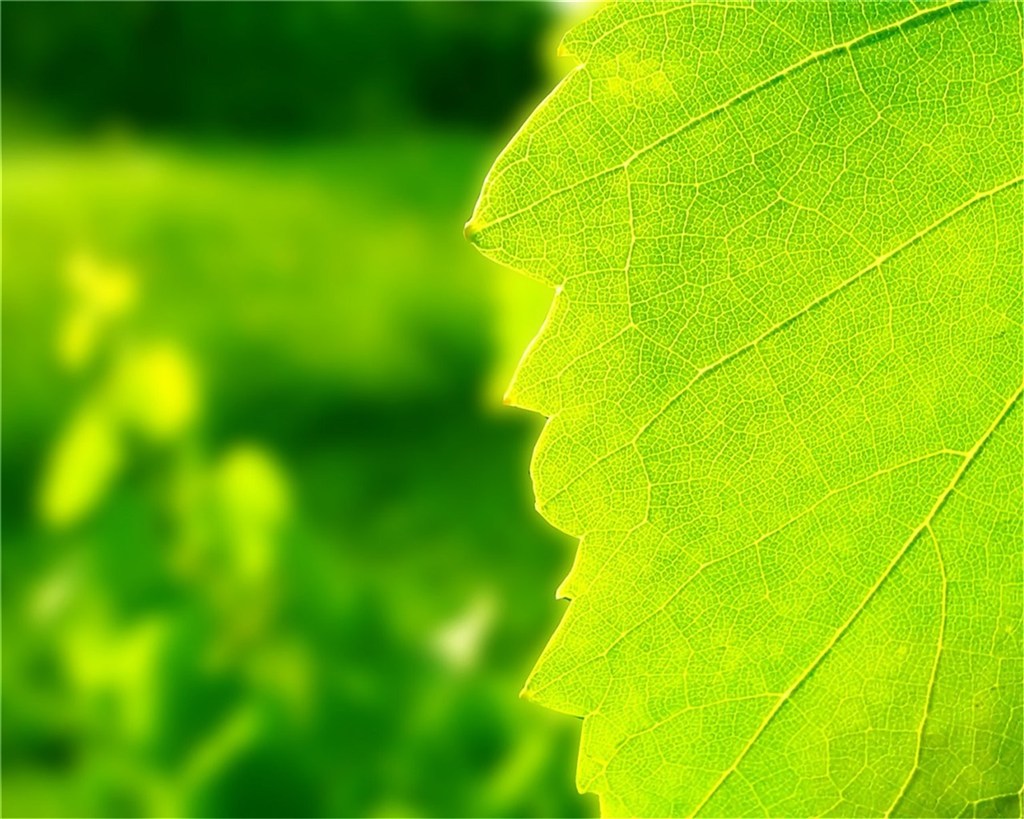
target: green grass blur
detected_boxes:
[2,5,594,817]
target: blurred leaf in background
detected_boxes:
[2,4,593,817]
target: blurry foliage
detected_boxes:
[4,137,587,818]
[2,2,591,816]
[2,3,552,138]
[4,137,532,482]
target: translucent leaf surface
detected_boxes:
[467,2,1023,815]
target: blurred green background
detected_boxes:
[2,4,595,817]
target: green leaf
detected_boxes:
[467,2,1023,816]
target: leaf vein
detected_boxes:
[690,381,1024,817]
[468,0,971,238]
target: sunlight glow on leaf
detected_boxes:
[468,2,1024,815]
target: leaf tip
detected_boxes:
[463,216,485,246]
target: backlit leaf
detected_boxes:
[467,2,1023,815]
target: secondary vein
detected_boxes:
[689,381,1024,817]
